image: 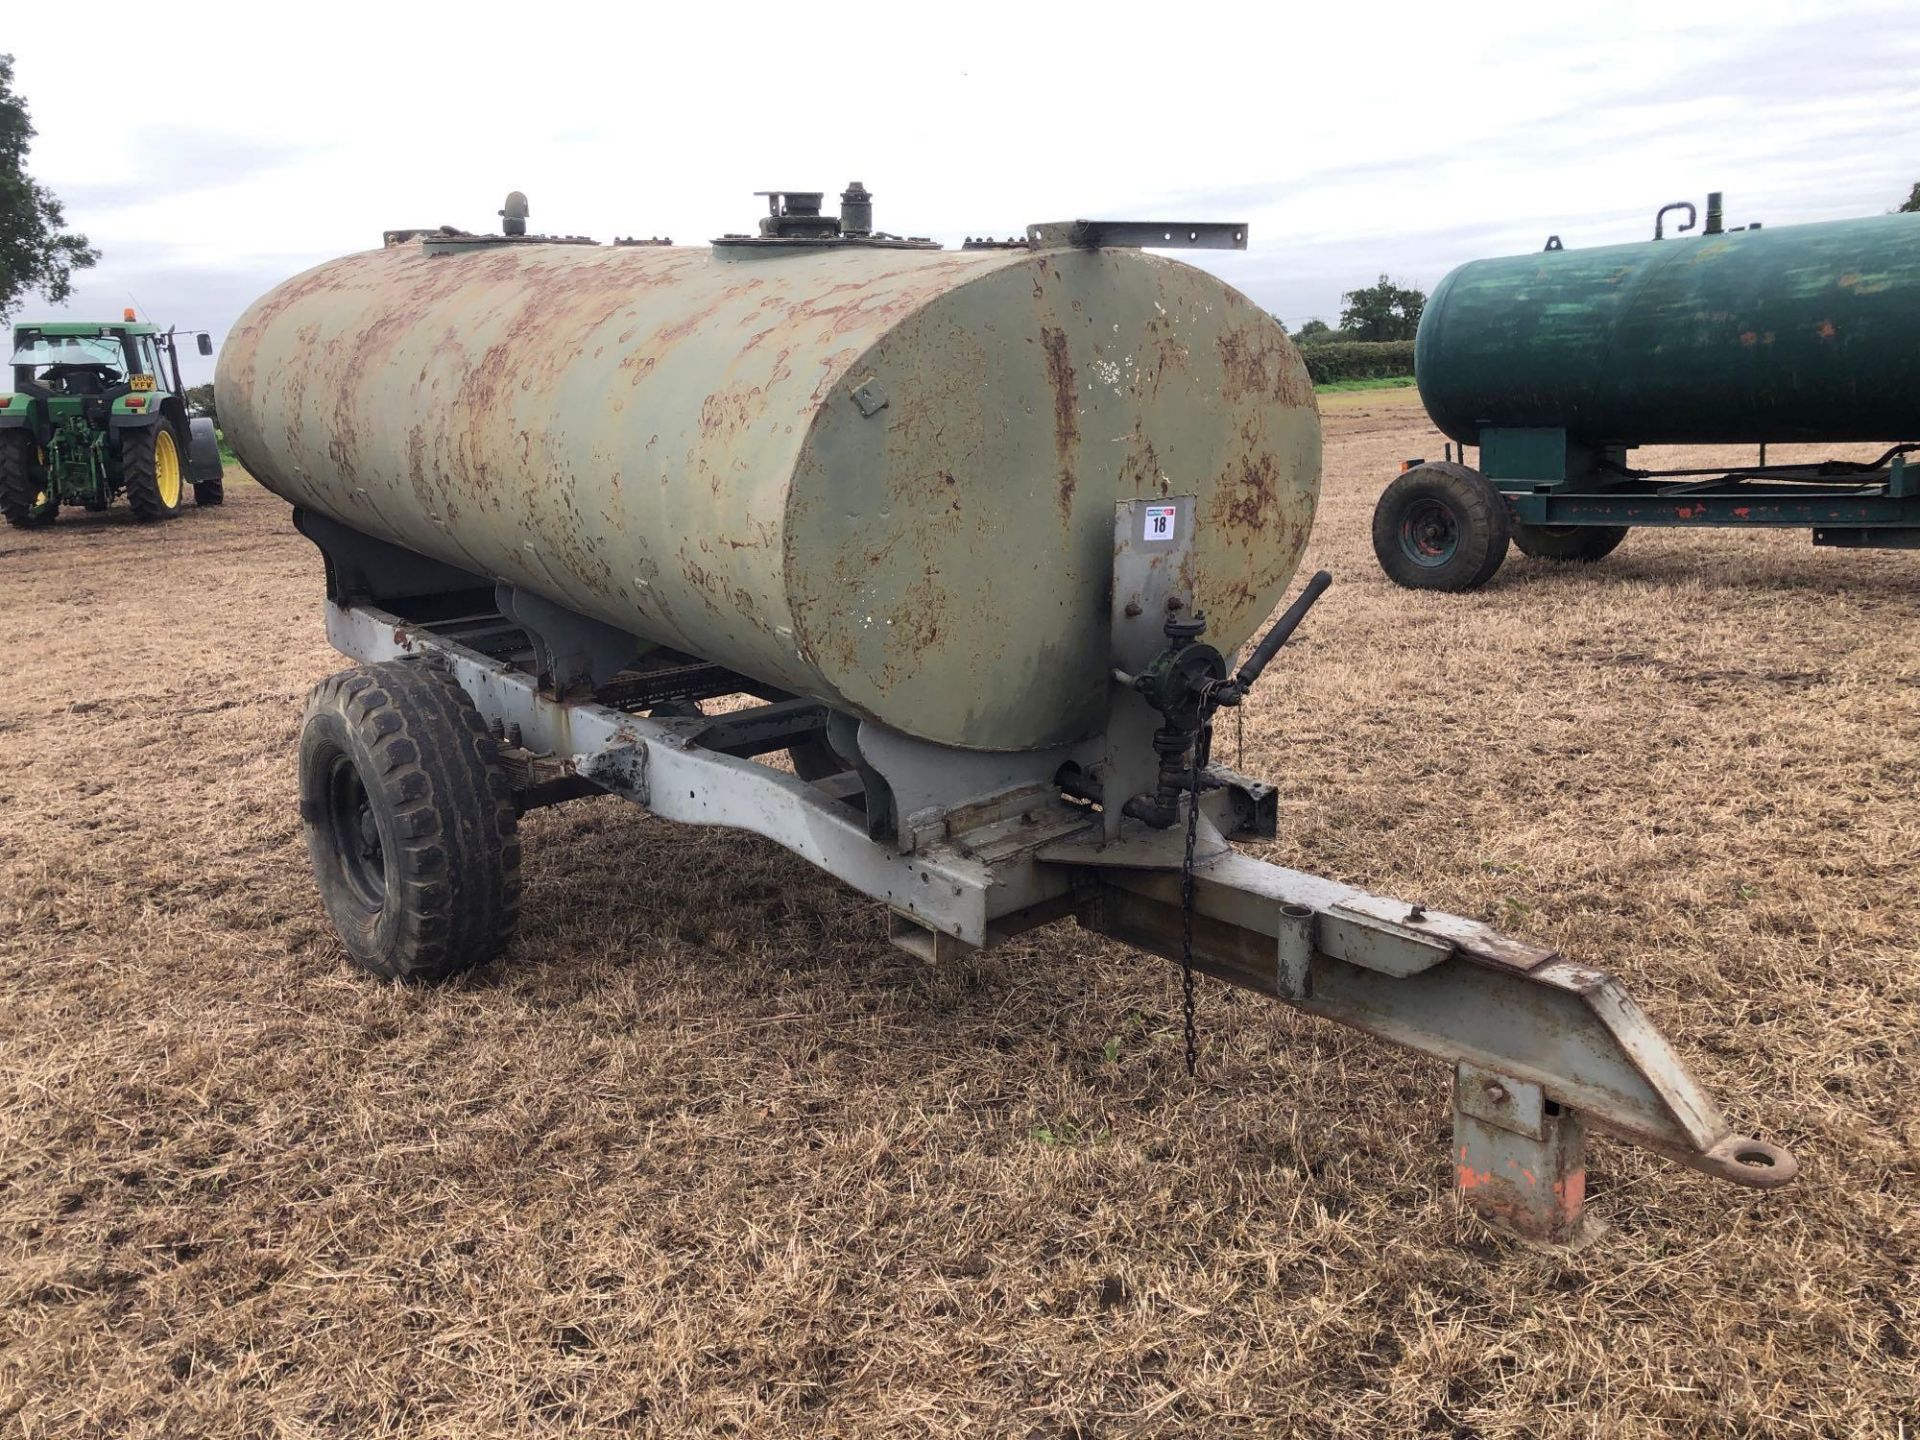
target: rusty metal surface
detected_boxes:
[1453,1065,1593,1246]
[1073,850,1794,1182]
[219,241,1318,752]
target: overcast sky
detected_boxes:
[9,0,1918,386]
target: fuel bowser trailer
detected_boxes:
[219,186,1796,1242]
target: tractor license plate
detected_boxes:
[129,374,156,392]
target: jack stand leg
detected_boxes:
[1453,1063,1595,1247]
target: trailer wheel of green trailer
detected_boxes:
[1371,462,1510,591]
[0,433,58,529]
[1511,522,1630,564]
[298,659,522,982]
[121,423,186,522]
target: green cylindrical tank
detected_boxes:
[218,239,1318,752]
[1416,213,1920,447]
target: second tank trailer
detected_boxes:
[1374,194,1920,590]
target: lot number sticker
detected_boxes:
[1143,504,1178,542]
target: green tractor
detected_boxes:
[0,316,225,528]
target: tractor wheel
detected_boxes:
[122,422,186,522]
[193,472,224,507]
[298,659,522,982]
[0,432,57,529]
[1511,521,1630,563]
[1371,462,1510,592]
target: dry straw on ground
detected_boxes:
[1,390,1915,1437]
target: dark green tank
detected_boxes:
[1416,213,1920,447]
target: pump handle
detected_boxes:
[1230,570,1332,695]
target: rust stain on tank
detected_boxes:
[1219,451,1280,533]
[1217,330,1271,403]
[1041,326,1079,521]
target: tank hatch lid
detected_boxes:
[713,232,940,251]
[392,229,602,256]
[712,184,939,252]
[1025,220,1247,250]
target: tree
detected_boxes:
[1338,276,1426,342]
[1899,182,1920,214]
[0,54,98,324]
[185,384,217,422]
[1293,318,1334,344]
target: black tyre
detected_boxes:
[193,474,224,506]
[0,432,57,529]
[1372,462,1511,592]
[1511,521,1629,563]
[121,422,186,522]
[299,660,521,982]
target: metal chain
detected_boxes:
[1179,714,1211,1078]
[1234,641,1247,771]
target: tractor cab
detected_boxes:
[11,329,133,396]
[0,317,222,528]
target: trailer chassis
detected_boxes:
[1507,445,1920,548]
[302,499,1797,1245]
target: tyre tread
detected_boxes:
[0,432,53,529]
[299,659,521,982]
[1371,461,1511,592]
[121,424,180,523]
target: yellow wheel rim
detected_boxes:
[154,428,182,508]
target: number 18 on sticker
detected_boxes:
[1143,504,1178,542]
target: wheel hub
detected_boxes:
[1400,498,1460,565]
[325,756,386,911]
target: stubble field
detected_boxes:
[1,388,1915,1437]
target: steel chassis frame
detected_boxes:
[308,493,1799,1244]
[1494,444,1920,549]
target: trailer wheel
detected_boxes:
[121,423,185,522]
[1511,522,1629,563]
[1371,462,1510,591]
[298,659,521,982]
[0,432,57,529]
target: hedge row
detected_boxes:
[1297,340,1415,384]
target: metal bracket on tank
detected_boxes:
[1025,221,1248,251]
[1100,496,1198,840]
[292,508,491,608]
[496,585,648,699]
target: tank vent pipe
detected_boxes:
[840,181,874,237]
